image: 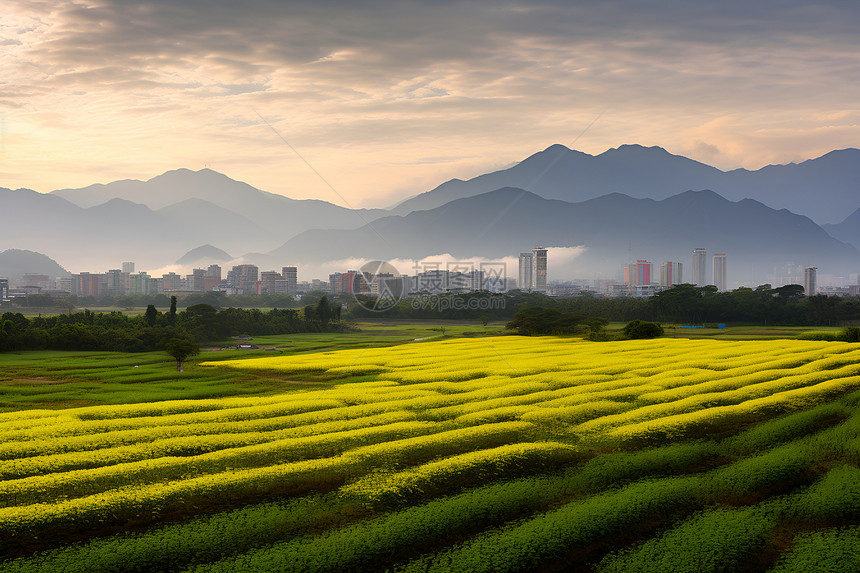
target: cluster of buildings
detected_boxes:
[0,246,850,305]
[609,249,824,297]
[1,263,308,300]
[607,248,728,297]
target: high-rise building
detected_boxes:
[518,253,533,291]
[56,276,73,294]
[105,269,124,296]
[129,272,151,294]
[0,277,8,299]
[531,247,547,292]
[692,248,707,286]
[229,264,259,294]
[162,272,182,292]
[122,262,135,274]
[328,272,343,294]
[467,269,485,291]
[660,262,683,287]
[624,260,652,286]
[203,265,222,291]
[260,271,282,294]
[713,253,727,291]
[72,272,100,297]
[282,266,298,295]
[804,267,817,296]
[186,269,206,292]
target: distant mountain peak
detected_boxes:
[670,189,724,199]
[603,143,673,156]
[542,143,573,153]
[149,167,228,182]
[176,244,233,265]
[89,197,149,210]
[0,249,70,279]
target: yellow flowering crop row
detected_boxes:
[0,410,419,481]
[0,420,439,507]
[0,454,362,534]
[607,375,860,441]
[346,421,533,465]
[0,397,347,444]
[341,441,582,504]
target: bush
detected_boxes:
[505,307,600,336]
[797,331,839,341]
[622,320,664,339]
[839,327,860,342]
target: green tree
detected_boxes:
[316,296,332,327]
[182,303,220,340]
[145,304,158,327]
[623,320,664,339]
[115,296,135,310]
[165,337,199,372]
[168,296,177,326]
[773,284,805,303]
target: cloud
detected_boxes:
[3,0,860,206]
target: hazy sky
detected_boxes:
[2,0,859,208]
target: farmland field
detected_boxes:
[2,335,860,571]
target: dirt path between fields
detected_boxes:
[1,377,71,385]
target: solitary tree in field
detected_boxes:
[165,337,199,372]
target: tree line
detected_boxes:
[10,291,307,311]
[346,284,860,326]
[0,296,344,353]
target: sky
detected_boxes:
[2,0,859,209]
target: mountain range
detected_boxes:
[3,144,860,286]
[1,169,387,271]
[394,144,860,226]
[52,167,386,240]
[267,188,860,285]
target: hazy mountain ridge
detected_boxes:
[822,208,860,253]
[268,187,860,285]
[52,168,387,239]
[3,168,389,270]
[392,144,860,225]
[0,249,69,280]
[0,187,275,271]
[176,245,233,265]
